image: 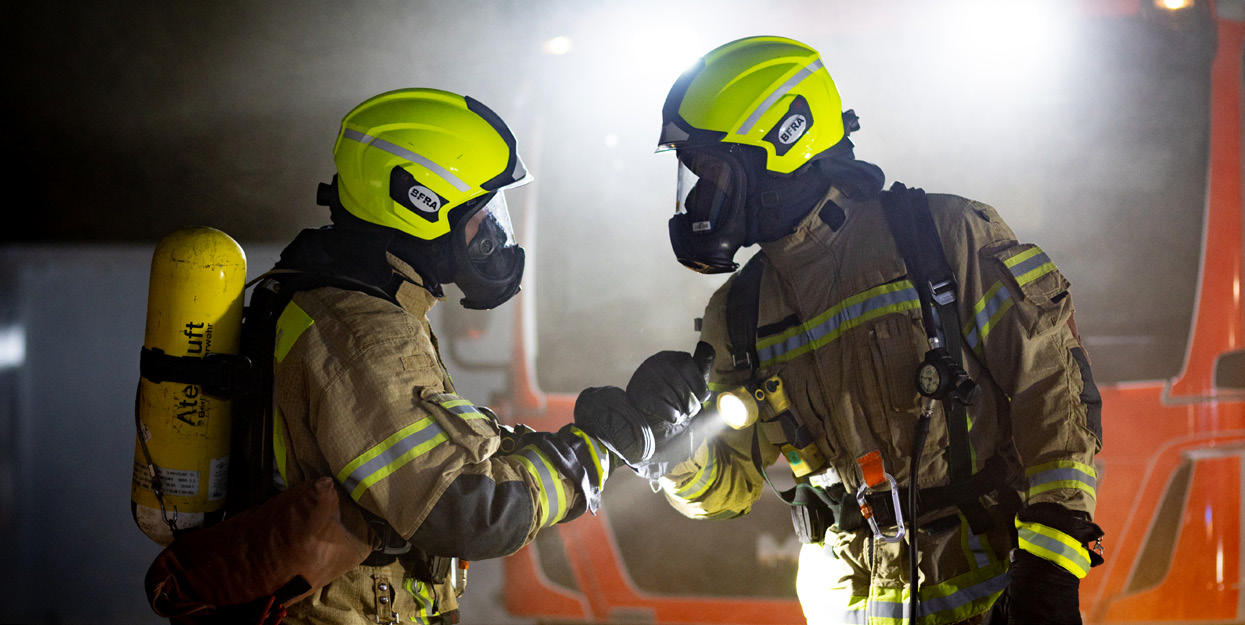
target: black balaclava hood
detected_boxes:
[748,138,885,244]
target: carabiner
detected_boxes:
[856,472,907,544]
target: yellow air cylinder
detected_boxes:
[132,226,246,545]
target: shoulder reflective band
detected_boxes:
[568,426,611,488]
[1016,518,1092,579]
[342,128,471,193]
[1004,246,1057,287]
[515,445,568,528]
[756,280,920,368]
[1025,459,1097,501]
[272,301,316,487]
[274,301,315,363]
[673,449,720,500]
[436,395,489,420]
[336,417,447,501]
[737,58,825,136]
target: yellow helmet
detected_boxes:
[657,35,849,175]
[332,88,531,241]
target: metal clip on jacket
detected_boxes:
[856,472,906,544]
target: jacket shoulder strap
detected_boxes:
[724,253,769,374]
[878,183,976,481]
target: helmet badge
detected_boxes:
[777,114,807,145]
[763,95,814,157]
[408,185,442,213]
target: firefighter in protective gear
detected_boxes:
[597,36,1105,624]
[260,88,631,625]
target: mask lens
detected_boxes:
[462,192,520,279]
[675,151,736,232]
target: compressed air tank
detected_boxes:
[132,226,246,545]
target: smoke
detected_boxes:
[0,1,1215,388]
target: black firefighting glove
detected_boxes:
[573,386,655,467]
[1007,503,1105,625]
[625,343,714,440]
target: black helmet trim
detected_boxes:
[465,95,526,192]
[341,128,470,193]
[659,58,728,149]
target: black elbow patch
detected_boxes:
[410,474,533,560]
[1070,347,1102,442]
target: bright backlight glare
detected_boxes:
[717,390,757,430]
[543,36,573,55]
[931,1,1070,80]
[0,325,26,370]
[1157,0,1192,9]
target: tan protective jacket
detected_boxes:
[271,254,604,625]
[660,187,1101,624]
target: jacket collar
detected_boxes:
[386,252,440,313]
[757,185,853,275]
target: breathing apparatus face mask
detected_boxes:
[669,147,750,274]
[450,191,525,309]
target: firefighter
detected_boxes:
[261,88,651,625]
[579,36,1105,624]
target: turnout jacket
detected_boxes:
[270,229,610,625]
[659,187,1101,625]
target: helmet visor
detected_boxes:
[675,149,741,234]
[461,191,520,280]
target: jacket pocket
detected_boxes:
[866,314,923,415]
[989,244,1071,336]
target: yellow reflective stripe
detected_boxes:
[516,446,568,527]
[335,417,447,501]
[708,381,734,392]
[568,425,610,487]
[757,281,920,368]
[963,281,1015,356]
[274,301,315,363]
[958,514,996,570]
[864,561,1009,624]
[1002,245,1043,268]
[273,407,289,485]
[1026,460,1097,500]
[438,396,488,420]
[1002,246,1056,287]
[1016,519,1092,579]
[674,451,719,499]
[403,578,434,623]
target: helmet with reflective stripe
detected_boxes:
[658,36,845,175]
[333,88,531,242]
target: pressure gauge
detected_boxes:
[917,361,943,397]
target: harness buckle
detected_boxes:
[929,279,957,306]
[856,473,907,544]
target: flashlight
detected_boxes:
[716,387,759,429]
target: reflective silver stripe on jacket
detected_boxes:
[756,281,919,367]
[342,128,470,192]
[866,571,1010,621]
[737,59,825,136]
[338,418,448,499]
[517,446,565,527]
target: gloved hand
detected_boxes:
[625,342,715,440]
[573,386,654,467]
[1007,503,1104,625]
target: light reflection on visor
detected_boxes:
[675,150,738,233]
[462,192,519,279]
